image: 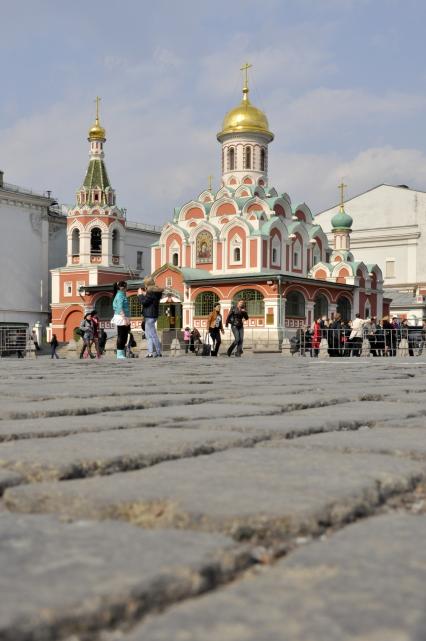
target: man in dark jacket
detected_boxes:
[226,300,249,357]
[137,276,163,358]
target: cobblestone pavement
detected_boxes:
[0,355,426,641]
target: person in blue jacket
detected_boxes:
[137,276,163,358]
[112,281,130,359]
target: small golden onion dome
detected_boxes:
[88,117,106,141]
[218,87,273,141]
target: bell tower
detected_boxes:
[66,98,126,269]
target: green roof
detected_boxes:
[83,159,111,191]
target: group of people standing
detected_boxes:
[79,310,107,359]
[111,277,163,359]
[294,314,425,358]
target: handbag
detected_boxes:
[111,314,129,326]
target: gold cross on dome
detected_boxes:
[95,96,101,121]
[338,179,347,209]
[208,175,213,191]
[240,62,252,89]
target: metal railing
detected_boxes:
[288,327,426,358]
[0,326,34,358]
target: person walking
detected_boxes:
[226,300,248,357]
[79,312,95,359]
[112,281,130,360]
[50,334,59,359]
[207,303,224,356]
[137,276,163,358]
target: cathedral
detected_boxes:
[52,69,386,342]
[148,67,385,339]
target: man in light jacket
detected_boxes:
[349,313,365,357]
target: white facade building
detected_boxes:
[316,184,426,322]
[0,171,66,327]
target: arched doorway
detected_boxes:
[337,296,351,321]
[65,309,83,341]
[314,294,328,320]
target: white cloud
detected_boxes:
[269,146,426,214]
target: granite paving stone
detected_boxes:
[283,426,426,459]
[0,513,247,641]
[0,469,23,494]
[108,514,426,641]
[0,427,268,482]
[5,445,422,540]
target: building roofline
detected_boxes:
[315,183,426,217]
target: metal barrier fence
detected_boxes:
[0,326,33,358]
[155,327,426,358]
[288,327,426,358]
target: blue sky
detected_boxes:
[1,0,426,223]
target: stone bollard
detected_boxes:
[397,339,409,358]
[170,338,181,357]
[281,337,292,357]
[361,338,371,357]
[319,338,329,358]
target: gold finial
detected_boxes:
[240,62,252,101]
[208,175,213,192]
[88,97,106,141]
[338,179,347,212]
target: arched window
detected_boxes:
[228,147,235,171]
[95,296,114,320]
[72,228,80,256]
[172,252,179,266]
[194,291,219,316]
[244,146,251,169]
[260,148,266,171]
[285,291,305,318]
[233,289,264,316]
[128,295,142,318]
[234,247,241,262]
[112,229,119,256]
[337,296,351,321]
[314,294,328,320]
[90,227,102,255]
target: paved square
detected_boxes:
[0,355,426,640]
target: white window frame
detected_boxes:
[166,276,173,288]
[271,236,281,267]
[64,281,73,297]
[230,234,243,265]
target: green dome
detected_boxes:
[331,207,353,229]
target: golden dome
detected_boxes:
[88,116,106,141]
[88,98,106,141]
[218,87,273,141]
